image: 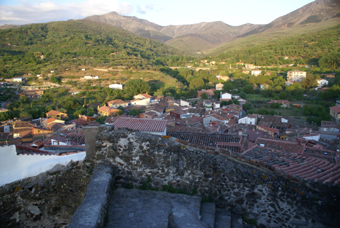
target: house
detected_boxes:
[131,98,150,106]
[210,61,216,66]
[140,112,157,119]
[216,83,224,91]
[197,89,216,98]
[114,117,167,135]
[203,100,213,109]
[238,115,258,125]
[268,100,290,108]
[330,106,340,122]
[79,115,96,122]
[107,99,130,108]
[245,64,255,69]
[180,99,191,107]
[13,77,26,83]
[109,84,124,90]
[31,127,53,136]
[251,70,261,76]
[216,75,229,81]
[0,108,8,112]
[46,110,68,120]
[317,79,328,87]
[97,106,121,116]
[134,93,152,100]
[237,98,247,105]
[84,75,99,80]
[131,93,152,106]
[82,68,86,71]
[287,70,306,82]
[220,92,232,101]
[203,113,227,126]
[214,102,220,109]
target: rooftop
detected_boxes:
[242,145,340,185]
[114,117,167,132]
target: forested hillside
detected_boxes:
[215,24,340,68]
[0,20,180,78]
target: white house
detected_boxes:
[317,79,328,87]
[303,133,320,141]
[109,84,124,90]
[220,92,232,101]
[251,70,261,76]
[84,75,99,80]
[180,99,191,107]
[238,115,258,125]
[287,70,306,82]
[82,68,86,71]
[13,77,26,83]
[131,98,150,106]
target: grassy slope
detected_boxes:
[165,34,215,53]
[0,20,180,77]
[207,18,340,55]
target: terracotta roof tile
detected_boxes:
[46,110,64,116]
[330,106,340,113]
[241,145,340,185]
[114,117,167,132]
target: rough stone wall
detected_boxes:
[96,129,340,227]
[0,159,95,228]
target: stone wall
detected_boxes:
[0,159,95,227]
[95,129,340,227]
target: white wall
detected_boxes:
[0,145,86,186]
[238,117,255,125]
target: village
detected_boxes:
[1,65,340,186]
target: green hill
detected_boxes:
[0,20,180,78]
[207,19,340,66]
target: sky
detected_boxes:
[0,0,315,26]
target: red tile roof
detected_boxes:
[141,93,152,99]
[46,118,58,124]
[255,137,305,154]
[242,145,340,185]
[114,117,167,132]
[46,110,64,116]
[330,106,340,113]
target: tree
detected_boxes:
[200,93,208,100]
[273,76,285,87]
[125,79,150,95]
[243,85,254,94]
[189,78,204,89]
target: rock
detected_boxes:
[10,211,20,223]
[257,223,266,228]
[291,219,308,226]
[27,205,41,216]
[232,205,242,215]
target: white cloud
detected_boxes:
[136,4,155,14]
[0,0,134,25]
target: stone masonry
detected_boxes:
[95,128,340,227]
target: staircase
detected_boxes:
[106,188,256,228]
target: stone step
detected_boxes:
[106,188,205,228]
[214,208,231,228]
[231,214,243,228]
[200,202,216,228]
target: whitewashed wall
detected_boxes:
[0,145,86,186]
